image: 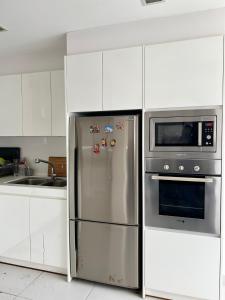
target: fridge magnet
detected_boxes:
[104,125,113,133]
[89,126,94,134]
[90,125,100,134]
[101,138,107,147]
[93,143,100,154]
[116,121,124,130]
[110,139,116,147]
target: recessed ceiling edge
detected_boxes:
[0,26,7,32]
[142,0,165,5]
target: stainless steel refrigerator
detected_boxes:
[69,113,140,289]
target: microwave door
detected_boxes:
[145,108,221,159]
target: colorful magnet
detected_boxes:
[116,121,124,130]
[89,126,94,134]
[90,125,100,134]
[110,139,116,147]
[101,138,107,147]
[93,143,100,154]
[104,125,113,133]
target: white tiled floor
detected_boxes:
[0,263,152,300]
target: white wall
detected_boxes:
[0,39,65,76]
[67,8,225,54]
[0,137,66,176]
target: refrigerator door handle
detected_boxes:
[69,114,76,220]
[133,116,139,224]
[74,147,78,219]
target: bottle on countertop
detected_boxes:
[18,158,33,176]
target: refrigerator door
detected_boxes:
[75,115,139,225]
[73,220,139,288]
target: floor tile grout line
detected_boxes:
[0,291,18,297]
[85,284,95,300]
[13,295,32,300]
[15,271,43,298]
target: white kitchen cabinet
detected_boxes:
[145,36,223,109]
[0,194,30,261]
[22,72,51,136]
[51,70,66,136]
[66,52,102,112]
[30,197,67,270]
[145,228,220,300]
[103,47,142,110]
[0,74,22,136]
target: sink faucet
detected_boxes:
[35,158,56,180]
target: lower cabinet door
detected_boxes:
[145,229,220,300]
[30,197,67,270]
[0,194,30,261]
[76,220,139,288]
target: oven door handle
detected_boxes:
[151,175,213,183]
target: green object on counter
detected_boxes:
[0,157,6,166]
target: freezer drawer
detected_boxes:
[71,220,139,288]
[74,115,139,225]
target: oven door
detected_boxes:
[145,173,221,235]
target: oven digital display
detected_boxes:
[155,122,199,147]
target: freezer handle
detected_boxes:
[69,221,77,277]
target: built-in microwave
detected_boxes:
[145,107,222,159]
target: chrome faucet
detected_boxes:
[35,158,56,180]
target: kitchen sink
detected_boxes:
[42,178,67,187]
[8,177,67,187]
[11,177,46,185]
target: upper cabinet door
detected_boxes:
[51,70,66,136]
[66,52,103,112]
[103,47,143,111]
[22,72,52,136]
[145,36,224,109]
[0,74,22,136]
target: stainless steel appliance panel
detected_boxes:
[145,158,222,176]
[72,220,139,288]
[145,173,221,235]
[144,107,222,160]
[75,115,139,225]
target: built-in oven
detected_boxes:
[145,158,221,235]
[145,107,222,159]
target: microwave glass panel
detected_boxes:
[155,122,199,147]
[159,179,205,219]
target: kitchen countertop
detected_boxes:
[0,175,67,199]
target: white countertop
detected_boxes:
[0,175,67,199]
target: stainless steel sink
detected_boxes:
[42,178,67,187]
[8,177,67,187]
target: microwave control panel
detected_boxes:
[202,121,214,146]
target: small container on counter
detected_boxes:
[17,158,33,176]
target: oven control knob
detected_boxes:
[194,165,200,172]
[179,165,184,171]
[163,164,170,171]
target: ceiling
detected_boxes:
[0,0,225,60]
